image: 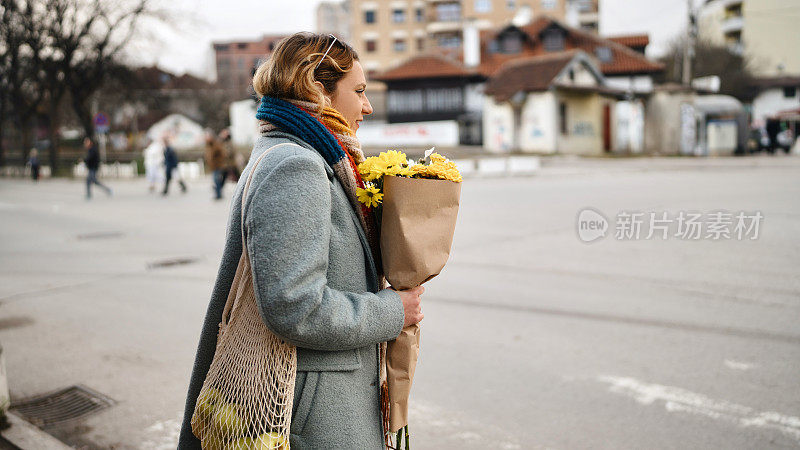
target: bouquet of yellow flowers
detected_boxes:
[356,149,462,449]
[356,149,463,208]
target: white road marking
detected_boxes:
[598,375,800,442]
[724,359,755,370]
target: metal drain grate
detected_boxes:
[10,385,115,427]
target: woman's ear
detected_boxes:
[314,80,333,105]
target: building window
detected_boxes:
[595,46,612,63]
[392,9,406,23]
[416,8,424,22]
[568,68,575,82]
[366,39,377,52]
[389,90,424,113]
[437,34,462,48]
[394,39,406,52]
[783,86,797,98]
[237,43,247,49]
[559,102,567,134]
[542,0,557,10]
[475,0,492,13]
[364,10,376,24]
[507,0,515,9]
[417,37,425,51]
[500,34,522,53]
[543,29,565,52]
[269,42,276,51]
[435,3,461,21]
[426,87,463,111]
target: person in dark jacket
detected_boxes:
[162,136,187,195]
[28,149,40,181]
[83,137,111,199]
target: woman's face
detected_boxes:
[329,60,373,132]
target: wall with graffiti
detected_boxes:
[519,92,558,153]
[483,98,515,153]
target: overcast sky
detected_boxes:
[139,0,702,80]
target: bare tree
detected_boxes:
[45,0,164,170]
[660,37,757,102]
[0,0,50,166]
[1,0,166,170]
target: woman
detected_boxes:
[178,33,424,449]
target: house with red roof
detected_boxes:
[482,50,643,154]
[374,16,663,148]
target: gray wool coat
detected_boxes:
[178,131,405,449]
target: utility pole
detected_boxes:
[683,0,696,86]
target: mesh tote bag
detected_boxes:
[191,146,297,450]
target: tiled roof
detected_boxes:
[606,34,650,49]
[377,17,663,82]
[484,51,578,102]
[374,54,475,81]
[518,17,663,75]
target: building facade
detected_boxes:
[698,0,800,77]
[213,35,287,101]
[317,1,352,42]
[375,17,662,145]
[346,0,599,77]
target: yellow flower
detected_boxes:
[356,186,383,208]
[379,150,407,167]
[358,157,390,181]
[429,152,447,163]
[419,159,463,182]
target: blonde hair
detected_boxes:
[253,32,358,111]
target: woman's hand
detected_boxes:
[395,286,425,328]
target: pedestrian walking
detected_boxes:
[204,133,227,200]
[144,139,165,193]
[218,128,241,183]
[178,33,423,449]
[83,137,111,199]
[162,136,187,195]
[28,149,40,181]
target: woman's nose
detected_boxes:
[362,97,373,116]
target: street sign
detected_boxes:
[93,112,109,134]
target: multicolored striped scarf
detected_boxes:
[255,96,392,446]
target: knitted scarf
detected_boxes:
[255,96,392,446]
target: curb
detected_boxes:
[454,156,541,178]
[0,412,72,450]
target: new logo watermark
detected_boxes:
[576,207,609,243]
[576,208,763,243]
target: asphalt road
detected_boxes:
[1,154,798,449]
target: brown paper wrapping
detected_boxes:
[381,175,461,432]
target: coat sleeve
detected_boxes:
[244,150,404,351]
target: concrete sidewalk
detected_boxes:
[1,154,799,449]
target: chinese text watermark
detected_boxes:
[577,208,763,243]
